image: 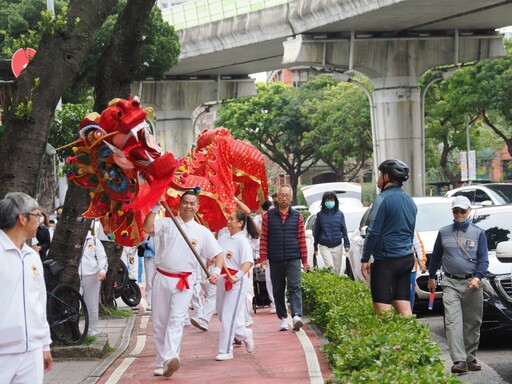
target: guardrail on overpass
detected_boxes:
[162,0,293,30]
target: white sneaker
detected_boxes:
[215,353,233,361]
[163,357,180,377]
[183,317,191,326]
[279,317,288,331]
[244,329,254,353]
[245,317,254,327]
[293,315,303,331]
[190,316,209,331]
[153,367,163,376]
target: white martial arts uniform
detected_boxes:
[79,232,108,336]
[151,216,222,368]
[0,231,52,384]
[216,231,253,355]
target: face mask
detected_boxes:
[325,201,335,209]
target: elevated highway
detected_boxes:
[138,0,510,195]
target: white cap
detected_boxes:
[452,196,471,210]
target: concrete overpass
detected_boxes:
[137,0,510,195]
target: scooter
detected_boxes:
[114,259,141,307]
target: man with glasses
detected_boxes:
[260,185,311,331]
[0,192,53,383]
[428,195,489,374]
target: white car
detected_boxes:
[301,182,362,207]
[445,183,512,206]
[305,206,368,269]
[346,196,455,304]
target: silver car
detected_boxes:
[445,183,512,206]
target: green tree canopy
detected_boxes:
[304,76,372,181]
[215,81,320,203]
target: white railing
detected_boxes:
[162,0,293,30]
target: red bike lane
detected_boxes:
[96,306,332,383]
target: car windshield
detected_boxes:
[486,184,512,204]
[472,210,512,250]
[415,201,454,232]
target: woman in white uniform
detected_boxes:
[215,210,259,361]
[79,227,108,336]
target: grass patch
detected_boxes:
[100,305,133,318]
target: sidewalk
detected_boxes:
[43,299,507,384]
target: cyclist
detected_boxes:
[360,159,417,316]
[0,192,53,383]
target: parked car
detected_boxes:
[445,183,512,206]
[469,205,512,331]
[301,182,362,208]
[305,206,368,269]
[346,196,455,304]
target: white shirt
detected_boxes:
[79,232,108,276]
[218,231,254,271]
[0,230,52,354]
[153,216,223,273]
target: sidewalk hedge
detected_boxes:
[302,269,460,383]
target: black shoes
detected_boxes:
[468,360,482,371]
[451,361,468,373]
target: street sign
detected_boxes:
[11,48,37,78]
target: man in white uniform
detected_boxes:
[143,191,224,378]
[0,192,53,383]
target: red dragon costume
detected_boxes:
[65,97,268,246]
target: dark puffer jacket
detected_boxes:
[313,209,350,252]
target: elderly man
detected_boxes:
[143,190,224,378]
[0,192,53,383]
[260,185,311,332]
[428,195,488,374]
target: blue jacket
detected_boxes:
[313,209,350,251]
[362,185,417,262]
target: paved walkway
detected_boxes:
[43,297,508,384]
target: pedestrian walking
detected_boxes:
[142,191,224,378]
[0,192,53,383]
[427,195,489,374]
[361,159,417,316]
[260,185,311,332]
[79,224,108,337]
[410,229,427,309]
[215,210,258,360]
[313,191,350,275]
[137,235,156,310]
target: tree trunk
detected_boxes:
[36,152,57,213]
[49,0,157,306]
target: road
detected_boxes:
[416,303,512,383]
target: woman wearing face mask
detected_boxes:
[313,191,350,275]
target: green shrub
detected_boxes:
[302,269,460,384]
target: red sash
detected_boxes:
[156,268,192,291]
[221,268,239,291]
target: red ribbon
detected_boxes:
[222,268,239,291]
[156,268,192,291]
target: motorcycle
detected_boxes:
[114,259,141,307]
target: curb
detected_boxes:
[83,314,137,384]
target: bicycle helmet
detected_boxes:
[378,159,410,183]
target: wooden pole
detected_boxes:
[161,202,210,277]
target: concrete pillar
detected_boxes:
[283,33,505,196]
[132,78,256,158]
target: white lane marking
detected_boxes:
[103,334,146,384]
[289,317,324,384]
[140,315,149,330]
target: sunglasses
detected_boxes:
[452,208,467,215]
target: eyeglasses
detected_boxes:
[452,208,467,215]
[26,213,43,220]
[278,194,291,198]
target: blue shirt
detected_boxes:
[362,185,417,262]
